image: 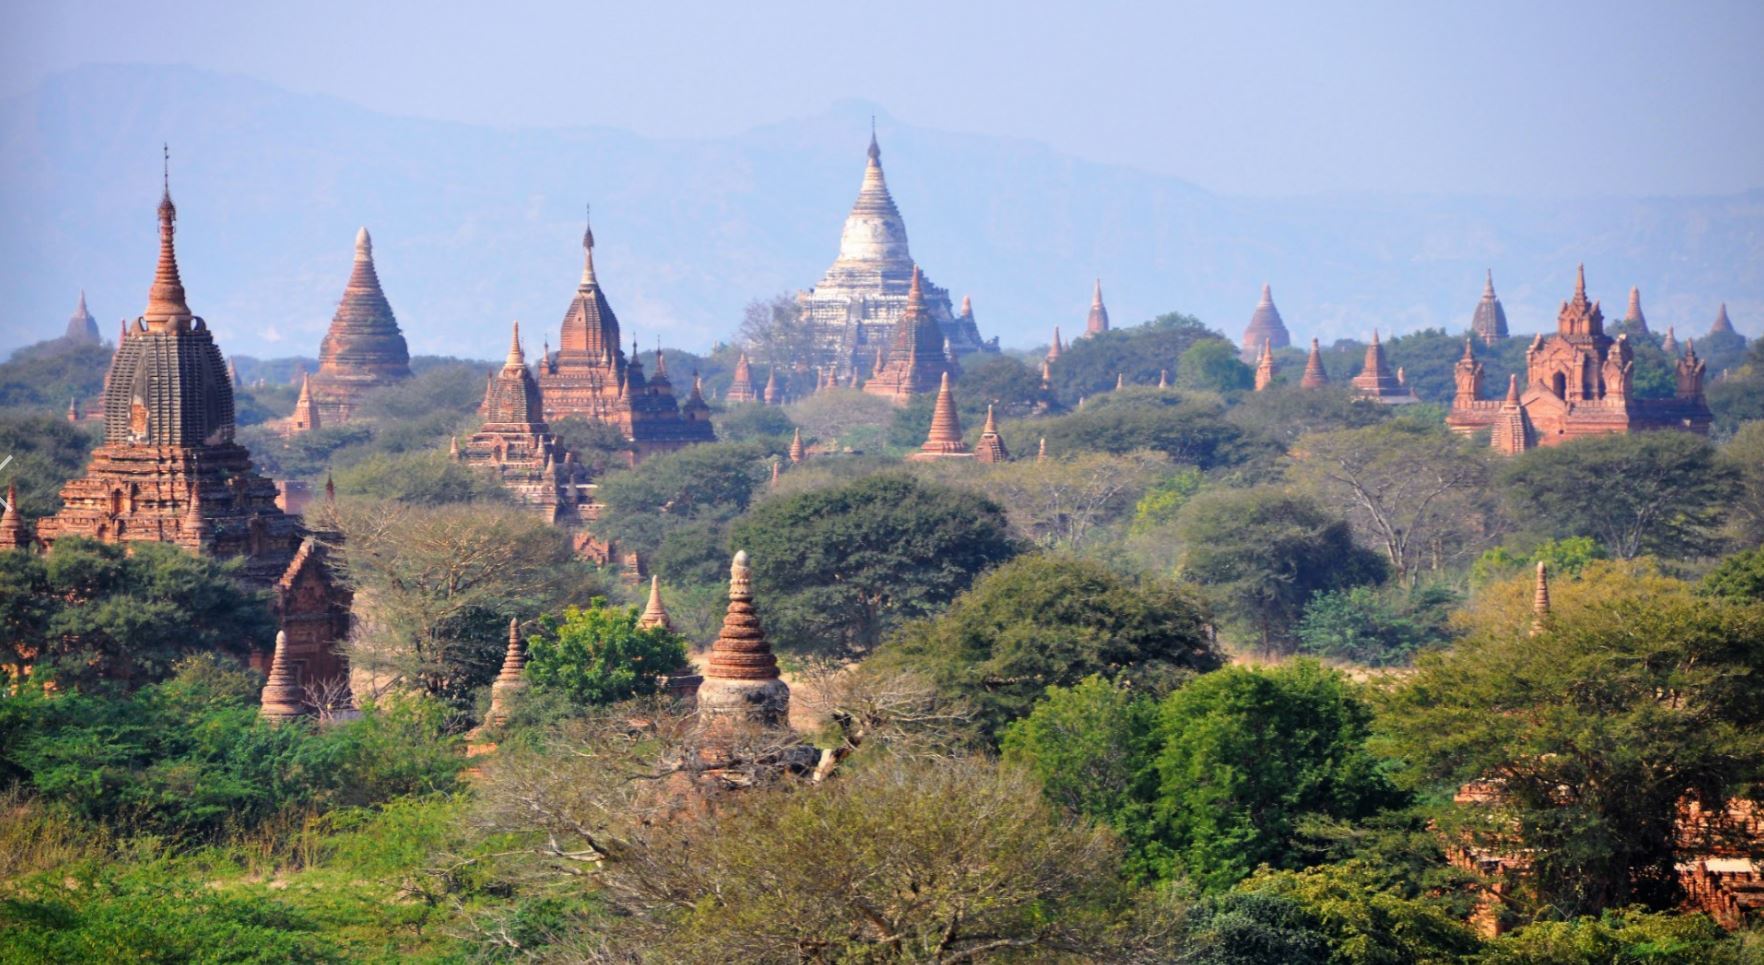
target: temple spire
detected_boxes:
[144,144,193,331]
[259,631,307,722]
[638,575,672,631]
[1085,278,1110,336]
[1301,337,1329,389]
[486,617,528,727]
[914,371,968,457]
[1711,302,1735,335]
[975,404,1009,463]
[506,321,526,367]
[1530,561,1551,636]
[788,427,806,463]
[580,204,598,288]
[0,484,28,551]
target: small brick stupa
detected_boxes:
[0,485,30,551]
[460,322,595,525]
[1619,285,1650,336]
[484,618,528,728]
[259,630,308,722]
[907,372,972,461]
[1253,338,1275,390]
[974,405,1009,464]
[639,575,702,700]
[696,550,789,727]
[864,266,959,404]
[1710,303,1736,337]
[288,373,322,434]
[1349,330,1419,404]
[725,352,758,403]
[308,227,412,425]
[1471,270,1510,345]
[1300,338,1330,389]
[1241,284,1291,358]
[64,291,101,345]
[1084,279,1110,337]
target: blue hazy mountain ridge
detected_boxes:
[2,63,1758,359]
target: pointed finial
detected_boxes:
[1575,263,1586,298]
[1484,269,1495,296]
[507,320,525,366]
[867,116,879,161]
[639,574,672,630]
[355,226,371,260]
[1371,328,1381,345]
[1260,283,1272,304]
[1092,277,1103,306]
[1462,336,1475,361]
[1505,373,1521,404]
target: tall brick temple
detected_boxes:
[34,168,351,688]
[536,212,715,461]
[863,266,960,403]
[459,321,596,527]
[307,227,412,426]
[795,129,995,379]
[1447,266,1713,453]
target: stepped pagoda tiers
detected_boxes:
[63,292,101,344]
[483,618,528,728]
[1253,339,1275,390]
[907,372,972,461]
[697,550,789,727]
[1300,338,1329,388]
[1241,284,1291,358]
[1619,285,1650,336]
[1349,331,1419,404]
[725,352,757,403]
[460,322,596,526]
[308,228,411,425]
[1447,266,1712,451]
[535,212,715,461]
[864,266,960,403]
[35,165,350,687]
[795,129,995,379]
[1710,303,1736,336]
[1471,271,1509,344]
[1084,279,1111,336]
[259,631,307,722]
[974,405,1009,463]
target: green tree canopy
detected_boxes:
[1295,584,1458,666]
[525,599,687,708]
[1497,431,1739,559]
[1175,487,1387,652]
[731,473,1018,656]
[1177,339,1254,393]
[0,539,276,692]
[1377,560,1764,917]
[881,553,1219,741]
[1037,389,1267,470]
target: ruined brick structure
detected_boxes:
[33,169,351,688]
[307,228,412,426]
[1447,266,1712,453]
[459,322,597,527]
[795,130,995,379]
[535,213,715,461]
[863,266,960,403]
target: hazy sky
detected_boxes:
[5,0,1761,198]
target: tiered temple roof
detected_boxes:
[907,372,971,461]
[1241,284,1291,358]
[795,130,995,378]
[1349,331,1418,404]
[536,212,714,460]
[35,165,349,687]
[461,322,597,526]
[309,228,412,425]
[696,550,789,727]
[1471,270,1509,345]
[1447,266,1712,450]
[1084,279,1110,337]
[863,266,959,403]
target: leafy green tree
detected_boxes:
[0,539,276,691]
[1038,390,1267,470]
[331,450,509,505]
[881,554,1218,741]
[976,450,1168,552]
[1295,584,1458,666]
[0,413,98,519]
[1002,675,1161,835]
[526,600,687,707]
[1174,488,1387,652]
[1498,432,1739,559]
[1173,889,1332,965]
[1377,561,1764,916]
[1287,420,1494,584]
[1700,546,1764,602]
[1719,419,1764,545]
[1177,339,1254,393]
[713,403,795,444]
[953,354,1045,414]
[1225,384,1390,449]
[1048,311,1217,402]
[782,388,894,455]
[236,423,374,479]
[1479,907,1750,964]
[0,340,112,409]
[1130,466,1204,534]
[1469,536,1606,585]
[1152,661,1401,891]
[1201,863,1482,965]
[549,416,636,477]
[732,474,1018,656]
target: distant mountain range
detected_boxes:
[2,64,1759,360]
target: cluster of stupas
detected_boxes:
[15,159,353,696]
[1447,265,1712,453]
[792,128,996,382]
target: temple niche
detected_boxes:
[32,168,351,691]
[795,129,996,380]
[1447,265,1712,454]
[535,213,715,463]
[306,227,412,427]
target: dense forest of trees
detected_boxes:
[2,311,1762,960]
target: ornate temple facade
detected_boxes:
[795,131,995,379]
[1447,266,1713,453]
[459,322,597,527]
[33,173,351,688]
[1241,284,1291,358]
[535,215,715,462]
[863,266,960,403]
[308,228,412,425]
[1471,271,1509,345]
